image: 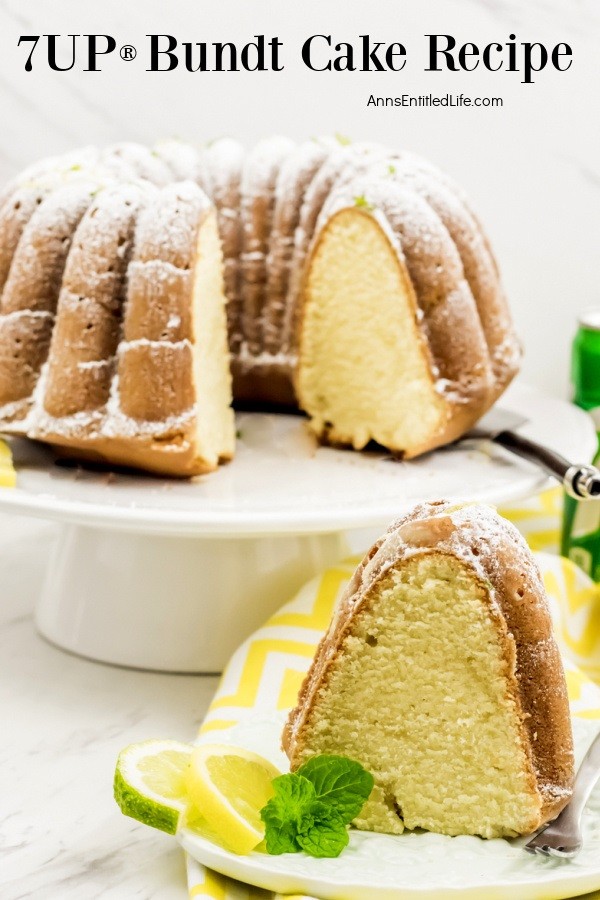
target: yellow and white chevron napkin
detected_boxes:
[187,488,600,900]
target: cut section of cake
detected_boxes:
[283,502,574,839]
[296,178,494,456]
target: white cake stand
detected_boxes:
[0,382,594,672]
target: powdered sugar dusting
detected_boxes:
[152,138,200,182]
[239,136,295,355]
[120,337,192,352]
[103,380,194,440]
[369,501,543,603]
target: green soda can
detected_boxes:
[561,311,600,578]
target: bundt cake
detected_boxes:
[0,137,521,476]
[283,502,574,839]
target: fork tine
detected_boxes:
[524,829,582,859]
[524,731,600,859]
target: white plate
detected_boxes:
[179,713,600,900]
[0,383,595,537]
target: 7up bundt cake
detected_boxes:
[0,138,521,476]
[283,502,574,839]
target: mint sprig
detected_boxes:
[260,755,373,858]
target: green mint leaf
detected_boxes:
[309,799,346,828]
[297,807,349,858]
[353,194,374,212]
[296,755,374,823]
[263,818,299,855]
[260,773,315,855]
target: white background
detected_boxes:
[0,0,598,397]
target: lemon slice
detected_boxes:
[0,439,16,487]
[114,739,192,834]
[185,744,281,854]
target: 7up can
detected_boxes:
[561,311,600,578]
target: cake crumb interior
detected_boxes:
[191,210,235,467]
[298,208,446,452]
[294,553,542,839]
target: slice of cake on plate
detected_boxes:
[283,501,574,839]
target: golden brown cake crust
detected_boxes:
[0,179,101,422]
[38,181,149,423]
[283,502,574,832]
[387,153,522,397]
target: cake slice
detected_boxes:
[283,502,574,839]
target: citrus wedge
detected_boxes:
[185,744,281,854]
[0,439,16,487]
[114,739,192,834]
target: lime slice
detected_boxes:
[114,739,193,834]
[0,440,16,488]
[185,744,281,854]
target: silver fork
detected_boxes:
[525,731,600,858]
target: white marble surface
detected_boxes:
[0,512,218,899]
[0,0,597,396]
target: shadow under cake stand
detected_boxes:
[0,381,593,673]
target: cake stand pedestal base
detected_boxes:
[35,525,349,673]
